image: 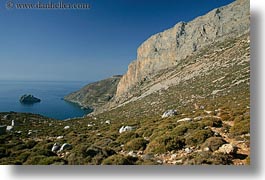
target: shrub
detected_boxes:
[230,119,250,136]
[38,156,66,165]
[172,125,188,136]
[24,155,47,165]
[145,134,185,153]
[17,152,31,163]
[183,151,233,165]
[202,137,226,151]
[31,148,57,157]
[116,132,139,144]
[25,140,37,149]
[219,113,232,121]
[201,117,222,127]
[185,129,214,147]
[124,138,148,151]
[0,147,7,158]
[101,155,133,165]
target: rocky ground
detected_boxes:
[0,33,250,165]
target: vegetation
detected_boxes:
[0,34,250,165]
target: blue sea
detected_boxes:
[0,80,90,120]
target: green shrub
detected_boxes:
[116,132,139,144]
[145,134,185,153]
[124,138,148,151]
[31,148,56,157]
[24,155,46,165]
[0,147,7,158]
[101,155,133,165]
[219,113,232,121]
[230,119,250,136]
[25,140,37,149]
[183,151,233,165]
[172,125,188,136]
[38,156,66,165]
[201,117,222,127]
[17,152,31,163]
[185,129,214,147]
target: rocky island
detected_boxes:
[19,94,41,104]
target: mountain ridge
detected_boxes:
[115,0,249,103]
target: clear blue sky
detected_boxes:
[0,0,234,82]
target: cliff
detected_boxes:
[64,75,122,110]
[115,0,250,101]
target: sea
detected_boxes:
[0,80,90,120]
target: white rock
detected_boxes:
[170,154,177,160]
[218,144,236,154]
[52,143,61,152]
[162,110,178,118]
[87,124,93,127]
[11,120,15,126]
[57,136,64,139]
[105,120,111,124]
[59,143,72,152]
[6,126,13,131]
[185,147,192,153]
[177,118,192,123]
[119,126,134,133]
[128,151,137,157]
[203,147,210,152]
[194,116,203,121]
[64,126,70,130]
[204,110,212,114]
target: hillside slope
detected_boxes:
[64,75,121,110]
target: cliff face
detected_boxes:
[116,0,250,100]
[64,75,121,110]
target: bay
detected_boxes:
[0,80,90,120]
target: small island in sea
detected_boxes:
[19,94,41,104]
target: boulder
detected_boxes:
[105,120,111,124]
[184,147,192,153]
[19,94,41,104]
[64,126,70,130]
[59,143,72,152]
[194,116,203,121]
[177,118,192,123]
[162,110,178,118]
[11,120,19,126]
[56,136,64,139]
[218,144,236,154]
[51,143,61,152]
[6,126,13,131]
[119,126,134,133]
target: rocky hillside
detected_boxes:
[115,0,249,103]
[64,75,121,110]
[0,0,250,165]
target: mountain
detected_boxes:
[64,75,122,110]
[114,0,249,104]
[0,0,250,165]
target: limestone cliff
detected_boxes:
[115,0,250,101]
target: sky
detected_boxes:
[0,0,235,82]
